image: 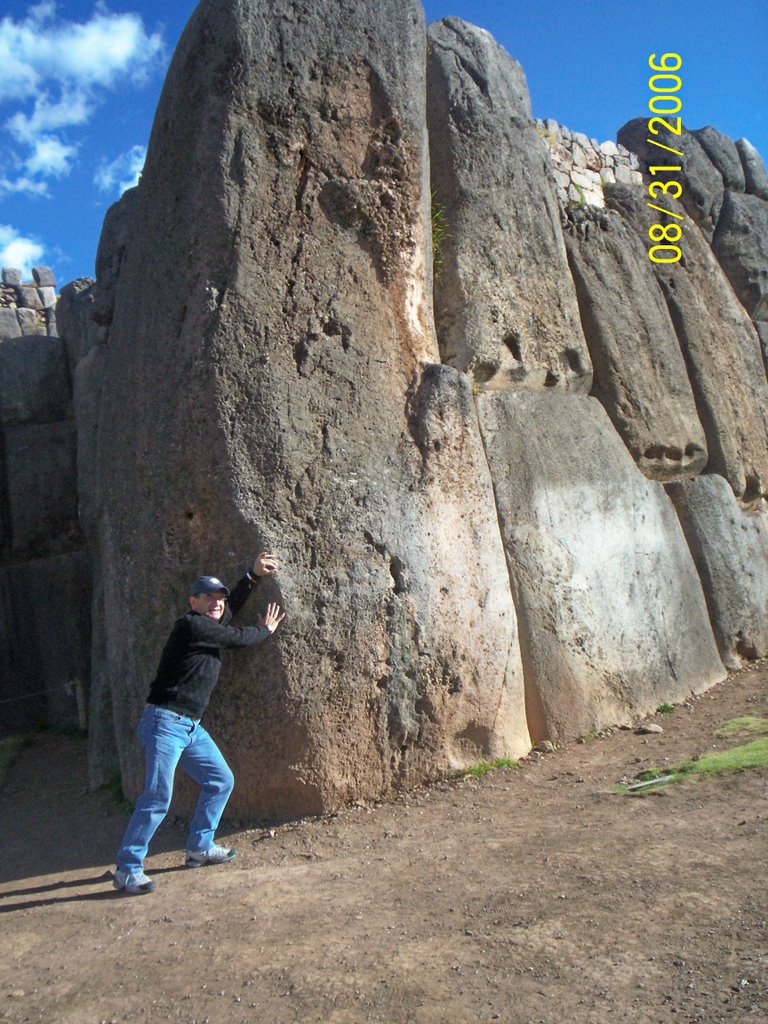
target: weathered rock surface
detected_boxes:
[755,321,768,373]
[737,138,768,200]
[0,335,72,426]
[692,126,745,192]
[607,185,768,504]
[91,189,140,328]
[4,421,79,557]
[712,191,768,321]
[426,18,591,391]
[0,551,90,732]
[56,278,99,375]
[0,330,88,734]
[617,119,724,239]
[564,200,707,481]
[475,391,725,741]
[78,0,529,815]
[668,475,768,669]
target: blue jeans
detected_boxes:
[115,706,235,874]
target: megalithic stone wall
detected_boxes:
[73,0,529,814]
[52,3,768,813]
[426,18,724,744]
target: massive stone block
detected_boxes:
[737,138,768,200]
[475,391,725,742]
[607,185,768,504]
[0,335,72,426]
[712,191,768,322]
[668,475,768,669]
[691,126,745,192]
[78,0,529,816]
[618,119,724,239]
[0,551,90,734]
[56,278,99,375]
[4,421,79,558]
[564,200,707,481]
[426,18,591,391]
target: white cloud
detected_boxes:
[95,144,145,196]
[6,89,93,143]
[0,175,49,198]
[0,3,165,98]
[0,223,44,277]
[24,134,77,177]
[0,3,165,194]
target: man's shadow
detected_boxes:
[0,865,186,913]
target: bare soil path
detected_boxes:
[1,666,766,1024]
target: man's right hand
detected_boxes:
[259,602,286,634]
[252,552,279,577]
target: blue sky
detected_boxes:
[0,0,765,284]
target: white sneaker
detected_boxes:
[185,844,237,868]
[113,868,157,895]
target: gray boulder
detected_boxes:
[712,191,768,321]
[0,308,20,340]
[564,199,707,481]
[475,390,725,742]
[3,421,80,557]
[16,308,46,336]
[736,138,768,200]
[668,475,768,668]
[426,18,591,391]
[0,550,90,733]
[607,185,768,504]
[77,0,530,816]
[56,278,99,374]
[0,335,72,426]
[692,126,745,191]
[617,118,724,239]
[31,266,56,287]
[92,188,141,328]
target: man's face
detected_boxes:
[189,589,227,620]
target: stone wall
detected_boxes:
[535,118,643,210]
[5,2,768,819]
[0,266,58,341]
[0,267,91,734]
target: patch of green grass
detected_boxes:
[98,775,134,814]
[618,736,768,794]
[459,757,518,780]
[656,703,675,714]
[715,716,768,739]
[0,735,31,789]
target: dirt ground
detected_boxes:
[1,665,766,1024]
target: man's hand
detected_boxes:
[258,602,285,634]
[252,552,279,577]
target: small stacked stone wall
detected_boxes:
[535,118,643,209]
[0,266,58,340]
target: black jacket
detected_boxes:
[146,574,270,718]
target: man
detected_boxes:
[113,552,285,895]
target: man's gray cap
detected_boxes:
[189,576,230,597]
